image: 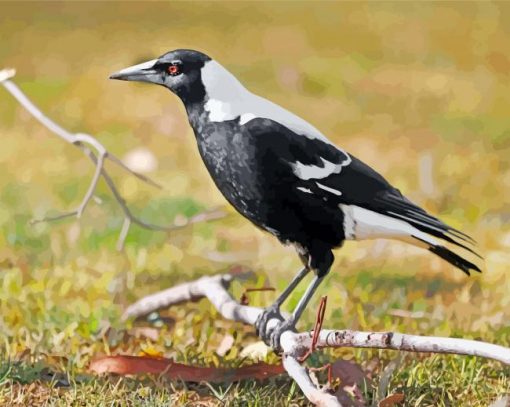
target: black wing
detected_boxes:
[244,117,479,258]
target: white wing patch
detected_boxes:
[315,182,342,196]
[297,186,313,194]
[201,60,332,143]
[340,204,438,248]
[291,156,351,181]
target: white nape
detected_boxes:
[201,60,333,144]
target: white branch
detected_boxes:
[0,69,226,250]
[124,273,510,407]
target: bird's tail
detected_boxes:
[341,203,482,275]
[411,234,481,276]
[370,193,483,276]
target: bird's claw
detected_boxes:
[255,305,298,353]
[255,303,283,345]
[269,317,296,353]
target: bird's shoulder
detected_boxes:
[241,116,347,166]
[241,116,397,203]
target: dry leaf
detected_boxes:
[330,360,369,407]
[331,360,370,388]
[216,334,235,357]
[379,393,405,407]
[89,355,284,382]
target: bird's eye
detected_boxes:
[168,64,181,76]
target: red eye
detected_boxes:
[168,64,180,75]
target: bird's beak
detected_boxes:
[109,58,162,84]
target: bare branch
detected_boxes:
[77,149,106,218]
[1,69,225,249]
[123,273,510,406]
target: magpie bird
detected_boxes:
[110,49,481,350]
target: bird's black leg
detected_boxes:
[269,246,334,352]
[269,274,326,350]
[255,266,309,344]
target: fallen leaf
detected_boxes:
[331,360,370,388]
[216,334,235,357]
[379,393,405,407]
[239,341,269,361]
[330,360,369,407]
[89,355,284,383]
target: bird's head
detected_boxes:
[109,49,212,103]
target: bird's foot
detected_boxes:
[255,303,284,345]
[269,317,296,353]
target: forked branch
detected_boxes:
[123,273,510,407]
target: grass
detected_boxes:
[1,1,510,405]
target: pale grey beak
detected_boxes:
[109,58,162,84]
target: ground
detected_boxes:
[0,2,509,406]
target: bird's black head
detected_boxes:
[110,49,211,103]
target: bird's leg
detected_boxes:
[268,247,334,352]
[255,266,309,344]
[269,274,325,351]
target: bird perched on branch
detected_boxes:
[110,49,481,350]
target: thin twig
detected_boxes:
[299,296,328,362]
[77,149,106,218]
[240,286,276,305]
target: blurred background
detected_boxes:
[0,2,509,405]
